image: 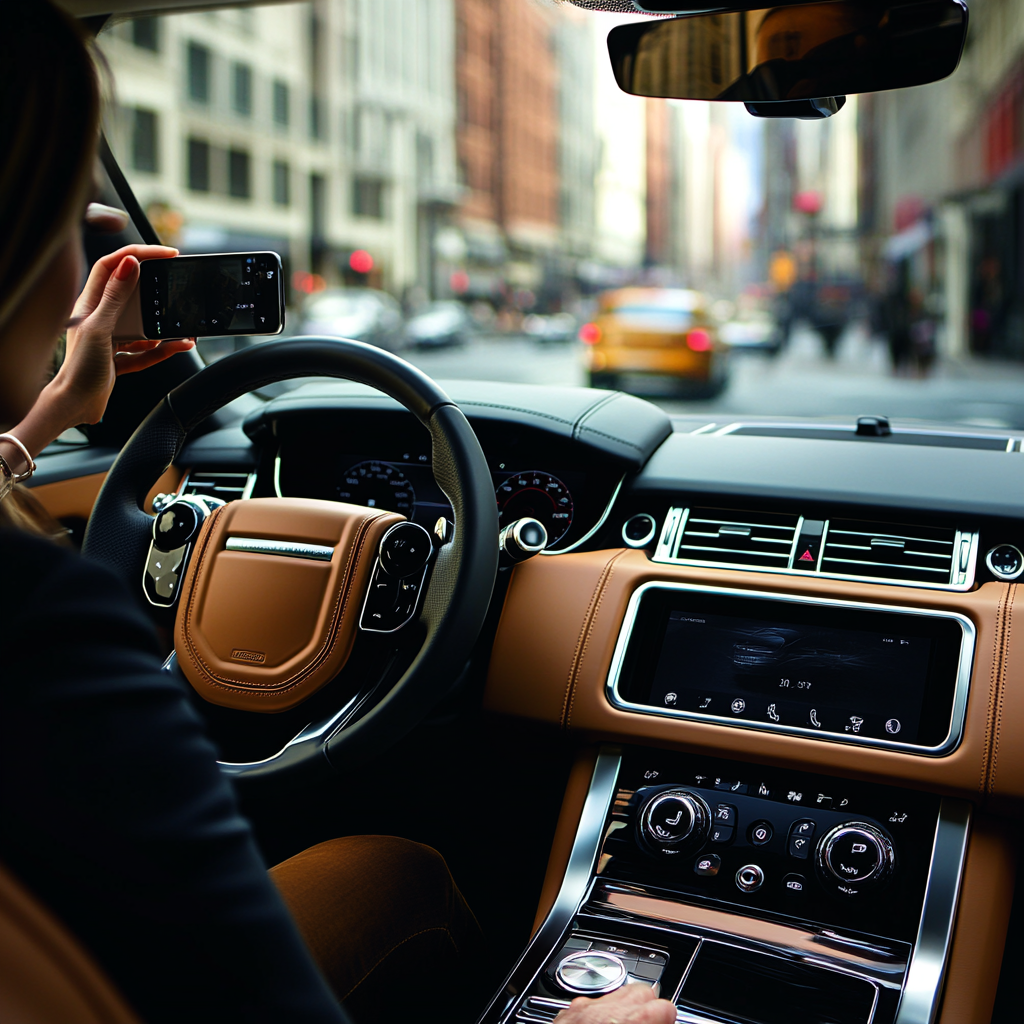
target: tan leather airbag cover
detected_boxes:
[175,498,402,712]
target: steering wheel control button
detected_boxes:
[749,821,773,846]
[819,823,895,891]
[639,790,710,854]
[379,521,432,577]
[735,864,765,893]
[694,854,722,877]
[142,497,217,608]
[987,544,1024,581]
[622,513,657,548]
[783,873,808,894]
[153,501,199,551]
[362,522,435,632]
[555,951,628,995]
[145,544,188,603]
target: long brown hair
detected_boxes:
[0,0,101,334]
[0,0,101,538]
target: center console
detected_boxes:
[478,749,970,1024]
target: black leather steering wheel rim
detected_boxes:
[82,337,499,779]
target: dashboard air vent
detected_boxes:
[182,469,255,503]
[673,508,799,568]
[820,519,957,585]
[654,506,977,590]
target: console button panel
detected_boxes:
[599,750,940,942]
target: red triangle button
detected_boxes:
[798,548,815,562]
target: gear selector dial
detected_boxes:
[639,790,711,855]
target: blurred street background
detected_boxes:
[100,0,1024,427]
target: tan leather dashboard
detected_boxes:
[484,548,1022,807]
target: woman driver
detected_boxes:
[0,4,677,1024]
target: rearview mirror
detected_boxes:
[608,0,968,106]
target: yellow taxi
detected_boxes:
[580,287,727,396]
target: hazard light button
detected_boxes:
[792,519,825,569]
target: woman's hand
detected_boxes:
[52,243,196,427]
[553,983,676,1024]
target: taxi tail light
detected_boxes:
[686,328,712,352]
[579,322,602,345]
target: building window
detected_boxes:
[131,108,159,173]
[272,79,290,127]
[310,173,326,239]
[187,137,210,191]
[233,62,252,116]
[310,96,324,140]
[187,42,211,103]
[352,176,385,219]
[228,149,251,198]
[273,160,290,206]
[131,17,159,51]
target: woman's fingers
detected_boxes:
[73,243,178,317]
[80,254,142,335]
[553,983,677,1024]
[113,338,196,375]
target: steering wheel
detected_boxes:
[82,338,499,780]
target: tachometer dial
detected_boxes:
[496,471,574,545]
[338,460,416,516]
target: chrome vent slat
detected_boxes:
[821,556,950,574]
[182,469,256,502]
[654,506,977,592]
[822,518,956,586]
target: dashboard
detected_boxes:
[34,377,1024,1024]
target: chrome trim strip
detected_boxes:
[273,451,284,498]
[653,508,980,593]
[542,474,626,556]
[894,798,971,1024]
[604,581,976,757]
[225,537,334,561]
[476,749,622,1024]
[241,472,257,500]
[586,882,909,980]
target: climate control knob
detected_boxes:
[639,789,711,855]
[817,822,895,894]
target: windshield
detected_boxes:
[101,3,1017,429]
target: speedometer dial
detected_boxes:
[338,460,416,516]
[496,471,574,545]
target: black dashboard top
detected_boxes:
[244,380,673,469]
[635,429,1024,519]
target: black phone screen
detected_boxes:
[139,252,284,338]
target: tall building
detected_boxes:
[452,0,561,305]
[645,98,672,269]
[101,0,458,300]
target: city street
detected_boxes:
[400,325,1024,431]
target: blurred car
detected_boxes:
[720,310,783,355]
[523,312,577,344]
[404,301,473,348]
[580,287,728,397]
[299,288,404,351]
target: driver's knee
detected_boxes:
[271,835,482,1023]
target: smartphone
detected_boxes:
[137,251,285,339]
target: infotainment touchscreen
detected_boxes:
[613,587,968,749]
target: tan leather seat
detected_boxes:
[0,863,140,1024]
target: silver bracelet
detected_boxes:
[0,454,15,502]
[0,433,36,482]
